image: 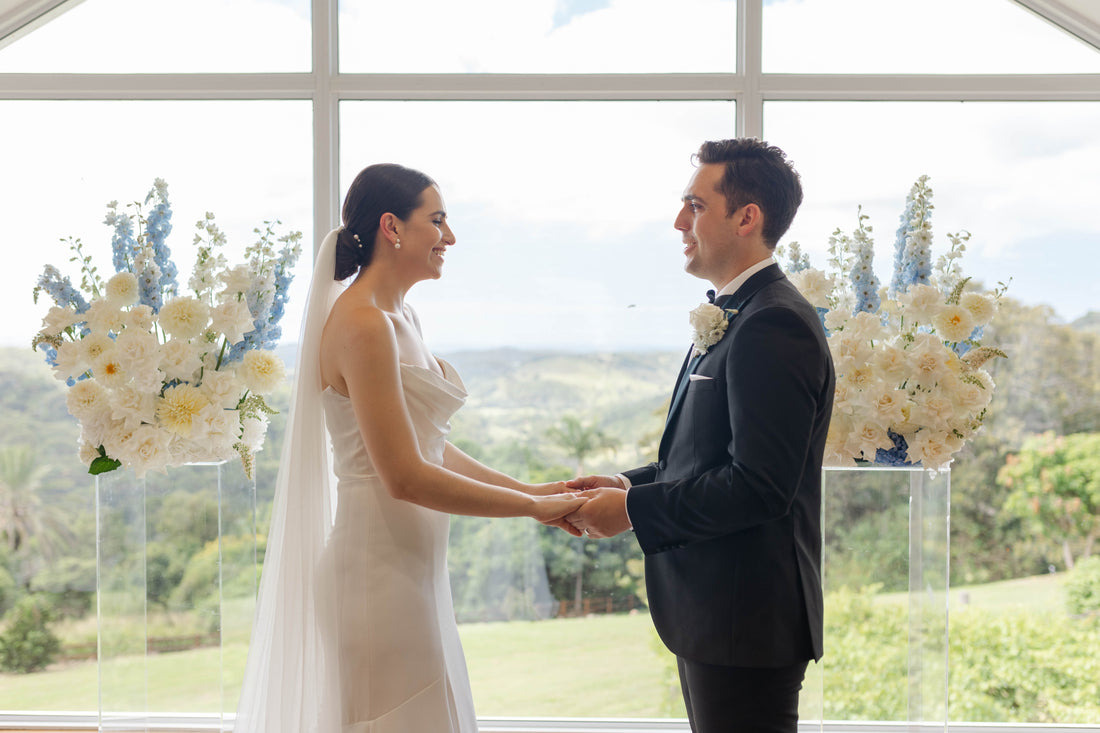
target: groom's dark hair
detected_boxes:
[694,138,802,249]
[335,163,436,280]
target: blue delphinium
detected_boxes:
[849,207,881,315]
[34,265,90,314]
[106,203,138,273]
[145,179,178,299]
[225,225,302,363]
[889,175,933,296]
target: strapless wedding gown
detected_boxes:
[319,359,477,732]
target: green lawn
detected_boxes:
[0,573,1069,718]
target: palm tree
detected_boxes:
[545,415,621,615]
[0,445,74,566]
[545,414,620,476]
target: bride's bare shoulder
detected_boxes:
[325,293,394,346]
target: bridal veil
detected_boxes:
[233,229,343,733]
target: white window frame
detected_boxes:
[2,1,1100,731]
[2,0,1098,256]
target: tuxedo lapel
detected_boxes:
[660,264,788,448]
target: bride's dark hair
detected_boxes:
[334,163,436,281]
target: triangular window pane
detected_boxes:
[0,0,311,72]
[764,0,1100,73]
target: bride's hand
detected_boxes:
[523,480,570,496]
[531,493,588,536]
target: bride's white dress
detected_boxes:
[318,359,477,732]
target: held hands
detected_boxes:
[562,475,632,539]
[531,491,589,537]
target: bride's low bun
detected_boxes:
[334,228,367,281]
[335,163,436,281]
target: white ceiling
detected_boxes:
[1,0,1099,56]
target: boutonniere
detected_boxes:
[689,302,740,357]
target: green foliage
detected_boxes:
[949,608,1100,722]
[820,587,908,719]
[999,431,1100,569]
[28,557,95,619]
[1066,555,1100,616]
[173,534,259,610]
[0,595,62,673]
[0,564,18,616]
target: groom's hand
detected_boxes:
[566,474,625,491]
[566,487,631,539]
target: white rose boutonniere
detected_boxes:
[689,303,739,357]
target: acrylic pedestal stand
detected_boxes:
[800,467,949,732]
[95,460,257,732]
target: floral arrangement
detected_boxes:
[781,175,1007,471]
[31,180,302,479]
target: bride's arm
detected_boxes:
[442,442,567,496]
[331,305,582,521]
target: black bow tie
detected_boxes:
[706,289,716,304]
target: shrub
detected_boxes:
[0,565,17,616]
[1066,555,1100,616]
[0,596,62,673]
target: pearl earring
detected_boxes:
[395,237,402,250]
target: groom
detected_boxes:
[566,138,834,732]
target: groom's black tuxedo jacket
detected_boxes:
[624,263,834,668]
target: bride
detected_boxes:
[233,163,586,732]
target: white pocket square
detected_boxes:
[688,374,714,382]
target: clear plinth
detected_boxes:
[801,466,950,731]
[95,460,257,732]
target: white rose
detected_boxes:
[238,350,286,395]
[906,332,953,388]
[122,304,156,332]
[191,404,241,457]
[160,339,203,382]
[788,268,832,309]
[81,332,116,366]
[105,272,140,307]
[199,369,241,409]
[830,334,873,375]
[688,303,732,356]
[111,386,157,432]
[843,363,877,392]
[117,424,172,478]
[66,379,109,419]
[159,296,211,340]
[82,300,124,335]
[220,265,254,296]
[911,393,955,431]
[867,386,908,426]
[40,305,80,337]
[851,420,895,461]
[113,329,162,391]
[907,430,955,471]
[210,298,256,346]
[873,342,910,386]
[844,311,888,344]
[897,284,944,326]
[960,292,996,327]
[78,441,101,466]
[241,414,269,451]
[53,340,87,382]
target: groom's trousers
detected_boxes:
[677,657,808,733]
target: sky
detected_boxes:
[1,0,1098,354]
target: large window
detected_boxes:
[2,0,1099,728]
